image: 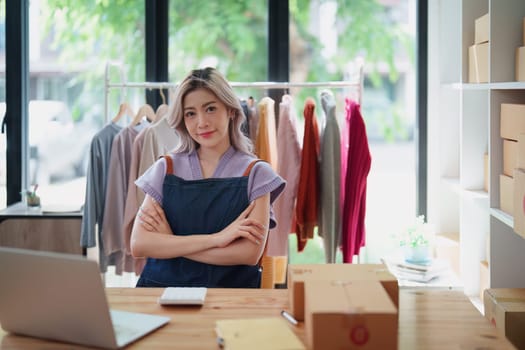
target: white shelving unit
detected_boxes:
[428,0,525,297]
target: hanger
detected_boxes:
[130,104,156,126]
[112,102,134,124]
[156,104,169,121]
[159,89,166,105]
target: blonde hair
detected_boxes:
[167,67,254,155]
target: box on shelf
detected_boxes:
[468,42,489,83]
[484,288,525,350]
[501,104,525,141]
[304,280,398,350]
[503,139,518,177]
[433,232,460,277]
[484,153,490,191]
[479,260,489,303]
[513,168,525,239]
[475,13,489,44]
[500,174,514,215]
[287,264,398,321]
[518,134,525,169]
[517,47,525,82]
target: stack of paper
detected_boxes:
[382,255,450,283]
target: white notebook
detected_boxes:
[158,287,207,305]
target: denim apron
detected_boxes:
[136,156,261,288]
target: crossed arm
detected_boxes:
[130,193,270,266]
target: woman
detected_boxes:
[131,67,285,288]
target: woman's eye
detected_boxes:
[184,111,195,118]
[206,106,217,113]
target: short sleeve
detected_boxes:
[134,156,167,205]
[247,161,286,229]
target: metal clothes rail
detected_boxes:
[104,61,364,123]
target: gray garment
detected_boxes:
[319,90,341,263]
[80,123,123,266]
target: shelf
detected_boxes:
[461,189,489,208]
[450,82,525,90]
[429,0,525,296]
[490,208,513,228]
[490,82,525,90]
[456,83,490,90]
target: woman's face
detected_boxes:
[183,88,231,152]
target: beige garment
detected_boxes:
[137,117,180,205]
[122,117,179,275]
[255,97,282,286]
[255,97,278,171]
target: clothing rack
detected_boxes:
[104,61,364,123]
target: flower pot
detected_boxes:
[403,245,431,265]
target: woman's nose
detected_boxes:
[197,113,208,128]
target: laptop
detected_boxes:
[0,247,170,349]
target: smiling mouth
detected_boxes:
[199,131,214,138]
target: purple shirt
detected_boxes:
[135,146,286,228]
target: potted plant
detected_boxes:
[397,215,434,265]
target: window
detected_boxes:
[288,0,417,263]
[25,0,146,207]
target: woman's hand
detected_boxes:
[213,202,267,248]
[137,199,173,235]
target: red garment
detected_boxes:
[295,98,320,252]
[341,99,371,262]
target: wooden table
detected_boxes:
[0,202,83,255]
[0,288,515,349]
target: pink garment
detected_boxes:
[268,95,301,257]
[341,99,371,263]
[122,127,149,275]
[101,125,142,275]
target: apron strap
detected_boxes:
[242,159,263,176]
[163,154,174,175]
[164,156,261,176]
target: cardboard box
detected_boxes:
[484,153,489,192]
[304,280,398,350]
[517,47,525,82]
[518,134,525,169]
[468,42,489,83]
[287,264,398,321]
[500,104,525,141]
[500,174,514,215]
[503,139,518,177]
[513,168,525,239]
[480,260,489,303]
[475,13,489,44]
[433,232,460,278]
[484,288,525,350]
